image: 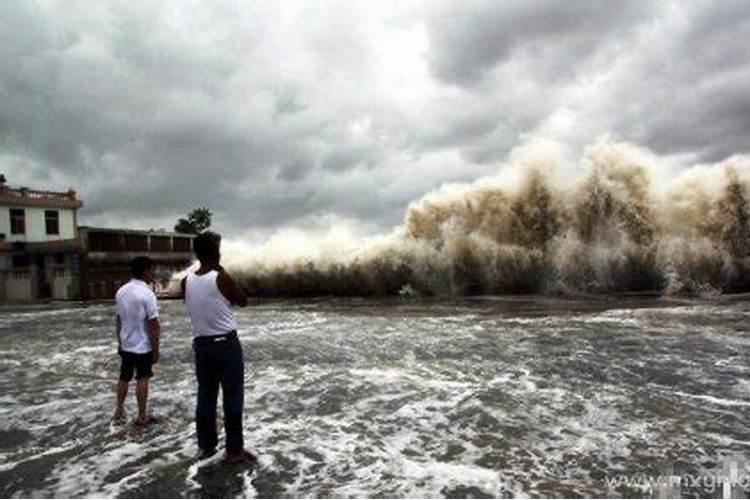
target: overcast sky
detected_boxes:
[2,0,749,238]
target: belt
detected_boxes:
[193,330,237,344]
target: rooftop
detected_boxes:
[0,181,83,210]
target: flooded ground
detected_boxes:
[1,296,750,498]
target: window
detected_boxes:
[10,209,25,234]
[45,210,60,235]
[12,254,30,268]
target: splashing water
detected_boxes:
[227,139,750,297]
[2,297,750,497]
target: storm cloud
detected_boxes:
[1,0,749,236]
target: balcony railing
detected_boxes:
[1,186,79,201]
[0,184,82,210]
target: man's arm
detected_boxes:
[217,269,248,307]
[145,292,161,363]
[115,314,121,352]
[147,318,161,364]
[180,276,187,301]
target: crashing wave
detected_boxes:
[230,139,750,297]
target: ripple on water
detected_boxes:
[0,299,748,497]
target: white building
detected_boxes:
[0,176,82,301]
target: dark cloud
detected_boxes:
[425,0,659,86]
[1,0,749,238]
[583,1,750,161]
[276,160,310,182]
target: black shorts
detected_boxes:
[119,350,153,382]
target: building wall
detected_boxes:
[0,252,77,301]
[0,206,76,242]
[83,260,189,300]
[52,268,73,300]
[6,269,32,301]
[44,254,76,300]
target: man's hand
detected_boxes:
[151,349,160,364]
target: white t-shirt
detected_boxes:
[116,279,159,354]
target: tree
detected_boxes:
[175,207,212,234]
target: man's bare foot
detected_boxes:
[224,449,257,464]
[134,415,159,426]
[113,409,126,422]
[198,448,217,460]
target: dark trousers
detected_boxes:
[193,332,244,453]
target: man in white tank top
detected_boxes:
[182,231,255,464]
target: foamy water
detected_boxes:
[1,297,750,497]
[224,140,750,297]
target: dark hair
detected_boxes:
[193,231,221,261]
[131,256,153,277]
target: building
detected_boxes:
[0,177,196,302]
[78,226,194,300]
[0,178,82,301]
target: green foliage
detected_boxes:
[174,207,212,234]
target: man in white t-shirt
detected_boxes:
[113,256,161,425]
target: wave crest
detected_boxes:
[231,139,750,297]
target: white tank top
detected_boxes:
[185,271,238,337]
